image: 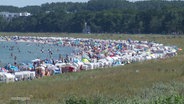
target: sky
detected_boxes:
[0,0,140,7]
[0,0,90,7]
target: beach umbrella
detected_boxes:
[75,40,80,45]
[9,66,19,72]
[82,54,90,60]
[100,54,105,58]
[47,65,56,70]
[106,56,113,62]
[82,58,89,63]
[58,40,63,45]
[0,67,8,72]
[73,58,79,63]
[116,51,121,55]
[31,59,41,63]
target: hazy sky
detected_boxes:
[0,0,89,7]
[0,0,140,7]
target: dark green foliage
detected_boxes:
[65,96,87,104]
[154,95,184,104]
[62,94,184,104]
[1,0,184,34]
[63,94,184,104]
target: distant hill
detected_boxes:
[0,0,184,34]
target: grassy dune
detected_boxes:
[0,33,184,104]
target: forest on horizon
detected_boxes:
[0,0,184,34]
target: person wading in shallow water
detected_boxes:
[10,53,12,56]
[14,56,17,61]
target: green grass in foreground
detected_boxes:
[0,33,184,104]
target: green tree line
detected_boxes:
[0,0,184,34]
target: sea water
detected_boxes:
[0,41,74,66]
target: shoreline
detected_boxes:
[0,35,179,79]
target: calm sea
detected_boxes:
[0,41,74,66]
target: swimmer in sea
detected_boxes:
[11,53,13,57]
[41,49,44,53]
[27,51,32,54]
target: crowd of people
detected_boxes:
[0,35,180,82]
